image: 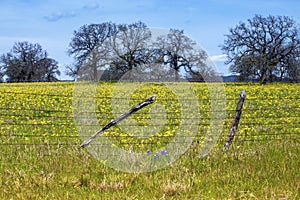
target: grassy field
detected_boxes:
[0,82,299,199]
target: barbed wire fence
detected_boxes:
[0,85,300,150]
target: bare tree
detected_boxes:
[153,29,213,81]
[107,21,152,79]
[0,41,60,82]
[222,15,300,83]
[67,22,218,82]
[67,22,117,80]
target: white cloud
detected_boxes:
[44,11,77,22]
[209,54,227,62]
[43,2,102,22]
[83,2,100,10]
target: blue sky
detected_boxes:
[1,0,300,79]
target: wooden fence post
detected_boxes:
[80,96,156,148]
[223,90,246,150]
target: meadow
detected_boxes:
[0,82,299,199]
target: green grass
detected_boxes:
[1,140,299,199]
[0,82,299,199]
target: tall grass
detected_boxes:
[1,140,299,199]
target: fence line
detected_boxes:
[1,88,300,148]
[3,90,300,101]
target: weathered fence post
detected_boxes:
[223,90,246,150]
[80,95,156,148]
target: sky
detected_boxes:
[1,0,300,80]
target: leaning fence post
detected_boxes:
[80,95,156,148]
[223,90,246,150]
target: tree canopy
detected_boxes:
[2,15,300,83]
[105,21,153,80]
[68,22,215,81]
[66,22,117,79]
[154,29,214,81]
[0,41,60,82]
[222,15,300,83]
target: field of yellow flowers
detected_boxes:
[0,82,299,199]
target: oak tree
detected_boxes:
[154,29,214,81]
[67,22,117,80]
[222,15,300,83]
[1,41,60,82]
